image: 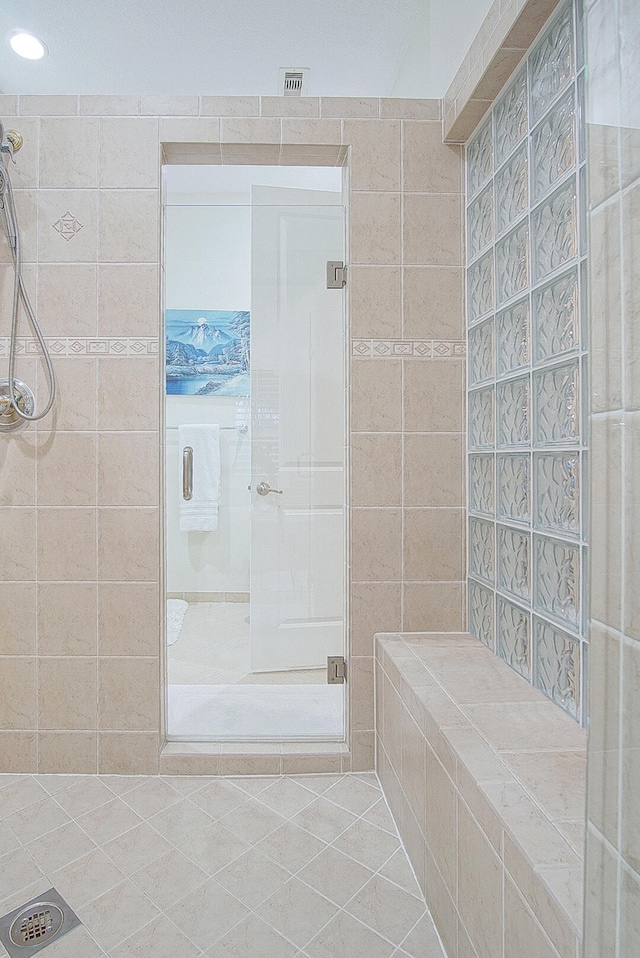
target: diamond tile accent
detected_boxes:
[51,211,84,240]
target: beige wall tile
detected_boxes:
[98,731,159,774]
[0,433,36,506]
[37,264,98,337]
[621,127,640,189]
[350,508,402,582]
[588,124,621,208]
[403,122,462,193]
[0,732,36,772]
[97,507,159,581]
[350,359,402,431]
[381,100,440,120]
[220,117,281,143]
[401,706,426,827]
[584,829,618,958]
[321,98,379,118]
[40,358,96,432]
[5,117,39,189]
[98,582,160,656]
[626,414,640,639]
[37,189,98,263]
[619,863,640,958]
[0,583,36,655]
[36,432,96,506]
[591,416,622,630]
[98,432,158,506]
[590,201,622,414]
[280,119,341,144]
[403,508,464,581]
[38,657,97,729]
[97,264,159,337]
[404,360,464,432]
[350,192,401,265]
[349,266,401,339]
[624,184,640,411]
[39,117,99,189]
[402,266,463,340]
[0,657,36,729]
[587,624,620,846]
[425,845,457,958]
[505,873,558,958]
[6,190,37,263]
[98,189,159,264]
[344,120,401,191]
[20,95,78,115]
[38,583,97,656]
[350,657,374,731]
[458,800,503,957]
[97,357,159,430]
[402,582,465,632]
[404,434,463,507]
[99,118,159,188]
[403,193,462,266]
[0,508,36,580]
[350,582,401,657]
[98,656,159,731]
[79,95,140,115]
[159,117,220,143]
[201,96,259,116]
[350,731,375,772]
[351,434,401,507]
[621,638,640,872]
[261,97,319,116]
[140,96,199,115]
[37,731,98,773]
[37,508,96,581]
[425,745,456,895]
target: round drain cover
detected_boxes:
[10,903,64,947]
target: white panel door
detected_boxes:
[250,186,345,672]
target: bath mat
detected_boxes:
[168,683,343,739]
[167,599,188,646]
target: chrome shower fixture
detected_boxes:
[0,118,56,431]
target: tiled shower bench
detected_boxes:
[375,632,586,958]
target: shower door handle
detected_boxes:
[182,446,193,500]
[256,481,283,496]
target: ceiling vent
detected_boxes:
[279,68,309,96]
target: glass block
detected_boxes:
[497,596,531,679]
[468,183,494,261]
[495,143,528,237]
[533,617,580,718]
[532,177,577,283]
[497,525,531,601]
[496,221,529,306]
[469,454,494,515]
[469,578,495,650]
[469,387,495,449]
[494,69,528,168]
[533,534,581,628]
[467,119,493,199]
[534,452,580,536]
[469,318,494,385]
[497,376,530,447]
[533,268,579,364]
[469,517,494,583]
[533,361,580,445]
[468,250,494,324]
[531,88,575,203]
[497,454,531,523]
[530,3,574,125]
[496,298,530,376]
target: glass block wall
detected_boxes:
[466,0,588,723]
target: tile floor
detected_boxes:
[0,772,446,958]
[168,602,325,686]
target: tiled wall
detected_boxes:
[584,0,640,951]
[0,94,464,775]
[466,0,589,724]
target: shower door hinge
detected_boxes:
[327,655,346,684]
[326,261,347,289]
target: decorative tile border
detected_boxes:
[351,339,466,358]
[0,337,159,357]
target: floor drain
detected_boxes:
[0,888,81,958]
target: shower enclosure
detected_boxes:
[163,165,346,741]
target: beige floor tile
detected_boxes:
[30,925,105,958]
[213,848,290,907]
[256,877,339,949]
[228,775,280,794]
[292,797,358,842]
[79,879,162,953]
[378,849,423,899]
[131,848,208,910]
[220,797,286,844]
[166,878,249,951]
[24,820,96,873]
[102,822,173,875]
[0,777,50,817]
[363,797,399,834]
[323,776,382,815]
[50,848,126,909]
[147,798,214,845]
[96,775,147,796]
[160,775,217,796]
[258,777,318,818]
[305,910,396,958]
[332,818,400,871]
[53,777,116,818]
[289,774,344,794]
[177,821,251,875]
[76,798,143,845]
[0,821,19,857]
[35,775,92,796]
[298,845,373,906]
[256,821,327,873]
[119,778,182,818]
[6,796,72,843]
[187,779,250,818]
[110,914,203,958]
[0,846,44,901]
[346,874,428,945]
[206,913,298,958]
[399,912,446,956]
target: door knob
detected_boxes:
[256,481,283,496]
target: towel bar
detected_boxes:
[182,446,193,500]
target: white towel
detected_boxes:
[179,424,220,531]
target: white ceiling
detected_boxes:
[0,0,493,99]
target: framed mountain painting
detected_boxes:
[166,309,250,396]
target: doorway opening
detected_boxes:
[163,163,346,742]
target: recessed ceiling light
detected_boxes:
[10,32,47,60]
